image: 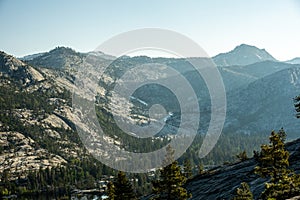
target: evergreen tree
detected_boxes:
[114,171,136,200]
[107,181,115,200]
[236,150,248,162]
[295,95,300,118]
[232,182,253,200]
[255,129,300,199]
[255,129,288,181]
[198,163,204,175]
[183,159,192,179]
[152,145,191,200]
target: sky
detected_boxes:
[0,0,300,61]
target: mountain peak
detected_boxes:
[235,43,255,48]
[213,44,276,66]
[25,46,83,69]
[234,43,260,51]
[49,46,77,55]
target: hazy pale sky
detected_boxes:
[1,0,300,60]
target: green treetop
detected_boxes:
[107,181,115,200]
[114,171,136,200]
[255,129,300,199]
[183,159,193,179]
[232,182,253,200]
[152,145,191,200]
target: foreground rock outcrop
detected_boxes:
[185,138,300,199]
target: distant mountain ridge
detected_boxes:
[19,52,45,61]
[286,57,300,65]
[22,44,300,68]
[21,43,278,68]
[225,66,300,136]
[213,44,277,66]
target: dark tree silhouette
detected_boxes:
[152,145,191,200]
[114,171,136,200]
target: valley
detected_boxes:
[1,44,300,199]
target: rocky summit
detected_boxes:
[213,44,277,66]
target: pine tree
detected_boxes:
[107,181,115,200]
[232,182,253,200]
[255,129,289,181]
[236,150,248,162]
[198,163,204,175]
[295,95,300,118]
[183,159,193,179]
[152,145,191,200]
[255,129,300,199]
[114,171,136,200]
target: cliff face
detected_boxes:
[186,138,300,200]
